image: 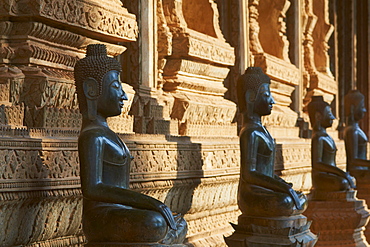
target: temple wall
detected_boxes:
[0,0,368,246]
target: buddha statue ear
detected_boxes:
[350,104,355,120]
[245,90,256,116]
[83,77,100,120]
[314,111,322,127]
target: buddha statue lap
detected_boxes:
[236,67,307,217]
[344,90,370,182]
[307,96,356,194]
[74,44,187,245]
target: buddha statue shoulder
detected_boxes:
[344,90,370,172]
[307,96,356,192]
[74,44,187,245]
[236,67,307,217]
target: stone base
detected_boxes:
[352,174,370,242]
[357,187,370,242]
[85,243,186,247]
[224,214,317,247]
[304,189,370,246]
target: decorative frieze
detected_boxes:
[0,0,138,42]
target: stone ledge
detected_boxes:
[0,0,138,43]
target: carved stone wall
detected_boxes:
[0,0,366,246]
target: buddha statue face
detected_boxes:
[353,99,366,121]
[307,96,335,130]
[237,67,275,118]
[344,90,367,123]
[97,70,128,118]
[253,83,274,116]
[321,106,335,128]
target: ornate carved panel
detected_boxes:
[160,0,237,137]
[257,0,291,62]
[248,0,300,131]
[302,0,336,111]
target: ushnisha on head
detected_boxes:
[344,90,366,122]
[307,96,335,129]
[74,44,122,119]
[237,67,274,117]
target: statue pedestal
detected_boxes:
[224,214,317,247]
[85,243,186,247]
[351,171,370,241]
[304,190,370,246]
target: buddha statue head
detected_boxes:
[307,96,335,130]
[237,67,274,119]
[344,90,366,123]
[74,44,127,121]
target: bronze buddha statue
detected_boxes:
[344,90,370,180]
[74,44,187,245]
[236,67,307,217]
[308,96,356,192]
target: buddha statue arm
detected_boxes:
[240,131,303,209]
[312,136,356,188]
[78,133,177,230]
[345,129,370,167]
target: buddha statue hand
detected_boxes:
[344,172,357,189]
[159,204,177,230]
[288,187,303,210]
[160,213,188,245]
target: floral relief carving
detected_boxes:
[0,147,79,180]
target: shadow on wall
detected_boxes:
[0,135,83,246]
[164,135,203,216]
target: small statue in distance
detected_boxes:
[307,96,356,192]
[236,67,307,217]
[74,44,187,245]
[344,90,370,180]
